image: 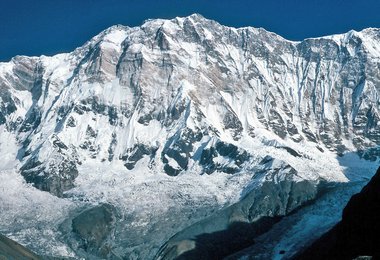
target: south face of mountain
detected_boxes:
[0,14,379,259]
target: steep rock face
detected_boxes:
[296,167,380,260]
[0,14,379,195]
[20,134,79,197]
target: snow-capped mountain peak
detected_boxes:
[0,14,379,259]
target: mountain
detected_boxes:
[295,167,380,259]
[0,14,379,259]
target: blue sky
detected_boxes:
[1,0,380,61]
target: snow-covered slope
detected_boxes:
[0,14,379,259]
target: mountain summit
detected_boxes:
[0,14,379,259]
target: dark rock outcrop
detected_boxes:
[20,135,79,197]
[296,167,380,260]
[0,233,40,259]
[71,204,117,258]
